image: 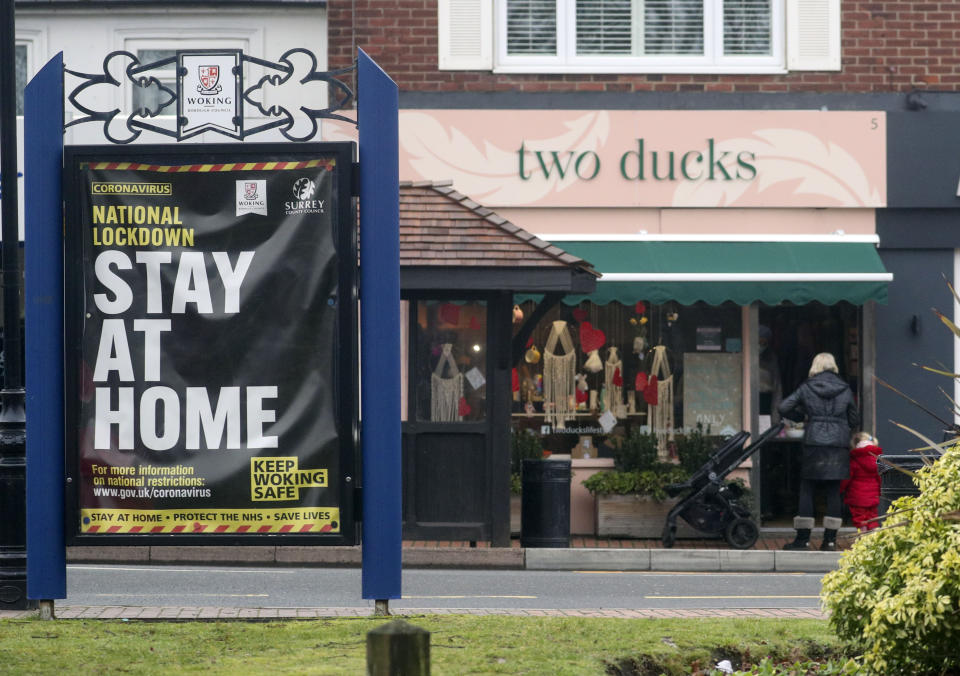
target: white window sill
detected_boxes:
[492,64,788,76]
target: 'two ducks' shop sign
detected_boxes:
[63,143,359,545]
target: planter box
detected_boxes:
[595,494,705,539]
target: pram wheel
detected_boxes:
[724,517,759,550]
[661,523,676,549]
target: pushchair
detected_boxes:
[661,423,784,549]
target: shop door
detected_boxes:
[402,299,493,541]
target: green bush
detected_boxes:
[510,428,542,495]
[511,428,542,475]
[613,428,659,472]
[675,423,723,474]
[820,445,960,674]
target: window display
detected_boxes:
[512,299,743,458]
[414,300,487,423]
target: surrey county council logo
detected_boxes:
[197,65,222,95]
[292,177,316,200]
[285,177,325,215]
[236,179,267,217]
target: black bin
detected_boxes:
[878,454,935,515]
[520,458,571,548]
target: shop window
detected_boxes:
[413,300,488,423]
[438,0,839,73]
[512,299,742,459]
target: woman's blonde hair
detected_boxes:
[851,431,877,447]
[808,352,839,377]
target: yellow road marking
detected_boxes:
[646,595,819,599]
[402,595,537,600]
[574,571,809,576]
[96,593,269,598]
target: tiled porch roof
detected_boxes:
[399,181,597,275]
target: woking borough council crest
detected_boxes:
[197,65,222,95]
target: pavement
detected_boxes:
[1,531,847,620]
[60,529,851,573]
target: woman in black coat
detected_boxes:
[778,352,859,551]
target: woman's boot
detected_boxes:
[783,517,814,550]
[820,516,842,551]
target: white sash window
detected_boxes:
[439,0,839,74]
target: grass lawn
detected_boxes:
[0,615,844,675]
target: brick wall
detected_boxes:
[329,1,960,93]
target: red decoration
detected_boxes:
[572,308,588,323]
[612,367,623,387]
[635,372,647,391]
[635,301,646,315]
[576,389,588,404]
[643,375,659,406]
[458,397,472,417]
[438,303,461,325]
[579,321,606,353]
[512,368,519,393]
[526,335,535,348]
[469,316,482,330]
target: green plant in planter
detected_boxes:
[674,422,723,474]
[612,428,659,472]
[510,428,542,495]
[584,428,689,500]
[582,466,689,501]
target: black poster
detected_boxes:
[67,146,356,540]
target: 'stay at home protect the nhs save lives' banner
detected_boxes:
[70,149,350,538]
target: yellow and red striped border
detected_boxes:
[80,507,340,534]
[83,159,336,173]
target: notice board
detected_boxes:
[63,143,358,545]
[682,352,742,436]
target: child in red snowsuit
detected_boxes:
[840,433,883,531]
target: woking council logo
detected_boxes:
[236,179,267,216]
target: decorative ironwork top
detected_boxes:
[65,48,355,144]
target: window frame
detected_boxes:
[495,0,786,74]
[14,31,44,116]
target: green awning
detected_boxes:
[520,239,892,306]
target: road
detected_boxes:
[64,565,825,611]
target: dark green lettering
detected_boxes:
[680,150,703,180]
[574,151,601,180]
[651,150,676,181]
[736,151,757,180]
[619,139,645,180]
[708,139,733,181]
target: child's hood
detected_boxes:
[851,443,883,459]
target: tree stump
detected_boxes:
[367,619,430,676]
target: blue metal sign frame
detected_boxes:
[24,48,402,603]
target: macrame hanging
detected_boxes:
[648,345,675,460]
[542,320,576,428]
[604,346,626,418]
[431,343,464,422]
